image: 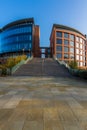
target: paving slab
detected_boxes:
[0,76,87,130]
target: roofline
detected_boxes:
[50,24,86,39]
[2,18,35,30]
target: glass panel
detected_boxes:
[80,44,83,49]
[76,49,79,54]
[64,40,68,45]
[64,47,68,52]
[56,39,62,44]
[80,38,82,43]
[64,33,68,38]
[56,53,62,58]
[76,42,79,48]
[56,46,62,51]
[80,56,82,61]
[70,34,74,41]
[76,55,79,60]
[70,54,74,59]
[70,41,74,46]
[80,62,83,67]
[76,37,79,42]
[56,32,62,37]
[64,54,68,59]
[70,48,74,53]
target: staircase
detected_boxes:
[12,58,72,77]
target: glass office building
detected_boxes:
[0,18,40,57]
[50,24,87,68]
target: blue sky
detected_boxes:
[0,0,87,47]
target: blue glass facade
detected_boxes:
[0,18,35,57]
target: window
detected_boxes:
[80,44,83,49]
[56,46,62,51]
[76,37,79,42]
[80,50,83,55]
[64,33,68,38]
[56,53,62,59]
[56,32,62,37]
[80,62,83,67]
[64,54,68,59]
[76,55,79,60]
[70,34,74,41]
[80,38,82,43]
[70,41,74,46]
[70,54,74,59]
[64,40,68,45]
[80,56,82,61]
[70,48,74,53]
[76,49,79,54]
[64,47,68,52]
[56,39,62,44]
[76,42,79,48]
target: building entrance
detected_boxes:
[40,47,51,58]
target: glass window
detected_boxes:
[56,39,62,44]
[64,54,68,59]
[80,50,83,55]
[76,55,79,60]
[64,40,68,45]
[70,34,74,41]
[70,48,74,53]
[64,47,68,52]
[80,60,83,66]
[76,49,79,54]
[80,44,83,49]
[56,46,62,51]
[80,38,82,43]
[80,56,82,61]
[64,33,69,38]
[70,54,74,59]
[70,41,74,46]
[76,42,79,48]
[56,32,62,37]
[56,53,62,59]
[76,37,79,42]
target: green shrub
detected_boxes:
[69,60,78,69]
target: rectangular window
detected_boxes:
[76,37,79,42]
[56,39,62,44]
[64,33,69,38]
[56,53,62,59]
[70,48,74,53]
[64,40,68,45]
[56,32,62,37]
[76,42,79,48]
[80,44,83,49]
[76,49,79,54]
[64,54,68,59]
[70,41,74,46]
[70,54,74,59]
[56,46,62,51]
[80,38,83,43]
[76,55,79,60]
[64,47,68,52]
[70,34,74,41]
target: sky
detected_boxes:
[0,0,87,47]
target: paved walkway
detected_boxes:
[0,76,87,130]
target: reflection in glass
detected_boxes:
[64,40,68,45]
[56,39,62,44]
[56,32,62,37]
[56,46,62,51]
[56,53,62,58]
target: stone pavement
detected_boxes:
[0,76,87,130]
